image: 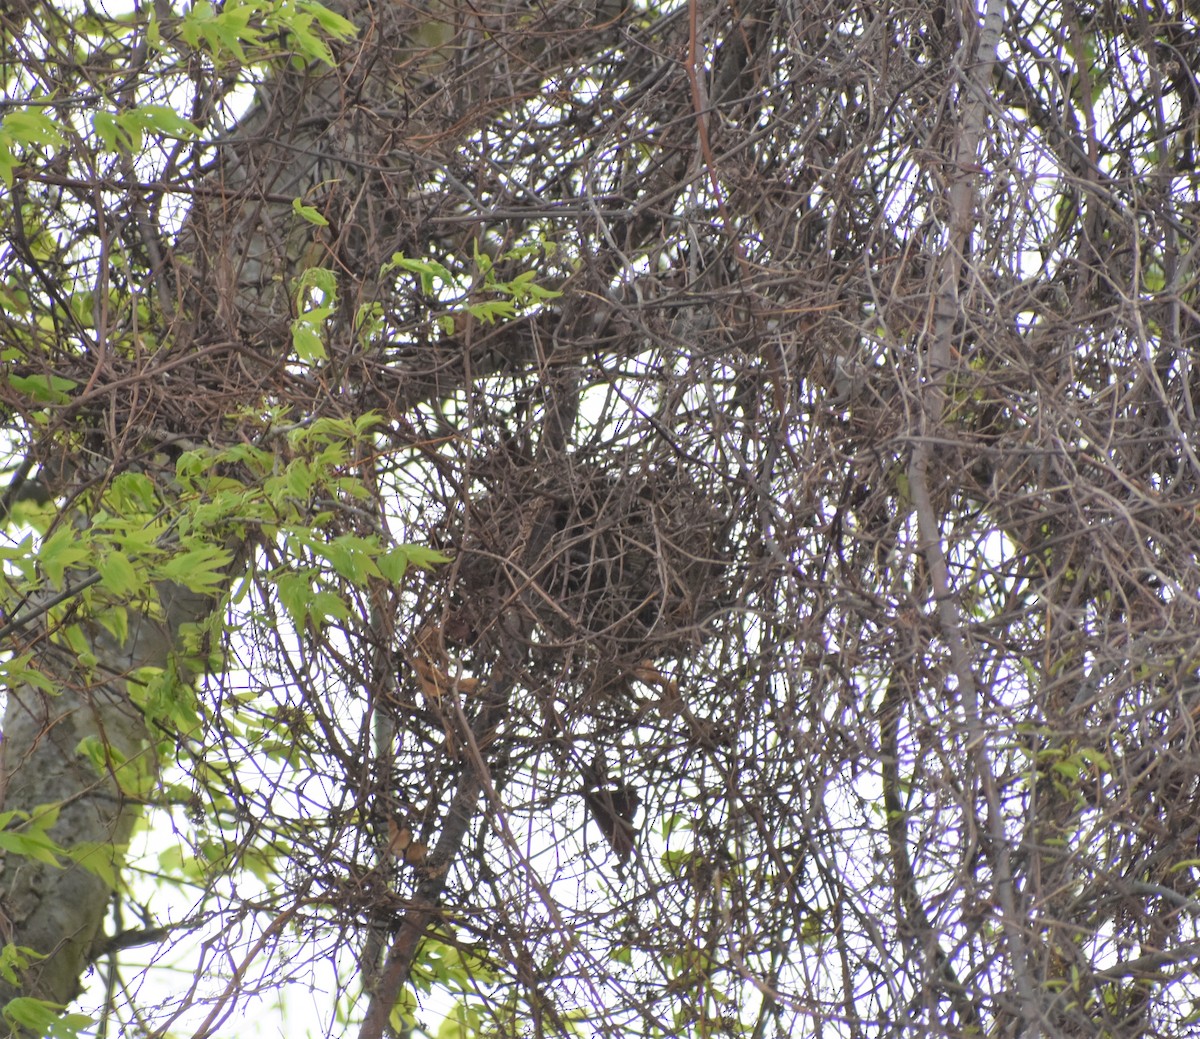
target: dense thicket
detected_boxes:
[1,0,1199,1036]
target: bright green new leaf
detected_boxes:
[436,1001,484,1039]
[179,0,261,63]
[6,372,77,404]
[157,544,232,593]
[126,104,201,140]
[63,840,120,889]
[299,0,358,39]
[292,198,329,226]
[284,458,319,498]
[93,111,135,152]
[355,300,385,340]
[387,253,454,295]
[40,528,91,586]
[26,803,61,835]
[1,109,65,149]
[0,829,64,868]
[282,15,337,66]
[108,471,158,514]
[98,551,141,597]
[386,544,452,574]
[311,533,383,585]
[76,734,114,776]
[274,570,315,628]
[292,319,329,362]
[0,944,45,986]
[310,589,351,625]
[144,676,200,737]
[0,653,57,695]
[466,298,516,325]
[376,549,410,582]
[389,992,420,1036]
[0,142,15,188]
[2,996,94,1039]
[302,414,361,442]
[0,530,35,563]
[297,265,338,300]
[96,603,129,645]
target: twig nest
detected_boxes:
[438,456,730,664]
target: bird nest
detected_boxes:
[433,455,731,671]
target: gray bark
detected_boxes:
[0,580,208,1009]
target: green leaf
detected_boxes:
[466,298,516,325]
[27,803,60,835]
[436,1001,484,1039]
[310,589,351,624]
[58,624,95,666]
[386,545,452,575]
[93,110,134,152]
[98,551,140,596]
[0,109,65,149]
[76,734,113,775]
[292,198,329,226]
[157,544,231,593]
[108,471,158,514]
[297,265,338,299]
[0,530,34,560]
[284,459,318,498]
[126,104,200,140]
[472,243,493,276]
[0,830,64,867]
[2,997,93,1039]
[310,533,382,585]
[125,666,200,740]
[63,841,120,889]
[292,319,329,362]
[96,604,129,645]
[0,653,56,695]
[376,549,410,582]
[386,253,454,295]
[283,15,336,66]
[299,0,358,40]
[180,0,263,63]
[0,944,45,986]
[0,141,15,187]
[274,570,314,628]
[39,528,91,585]
[389,992,420,1036]
[355,300,385,340]
[6,373,77,404]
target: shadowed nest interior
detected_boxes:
[431,450,732,683]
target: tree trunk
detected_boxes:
[0,581,209,1007]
